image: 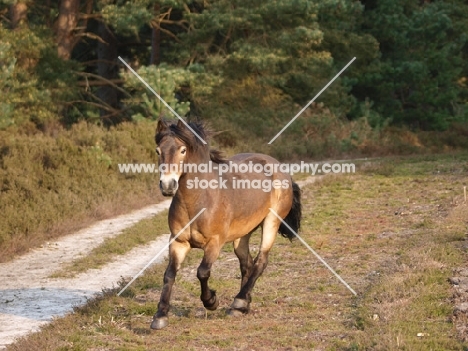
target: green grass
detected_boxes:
[5,153,468,350]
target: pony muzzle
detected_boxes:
[159,174,179,196]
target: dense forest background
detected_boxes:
[2,0,468,142]
[0,0,468,258]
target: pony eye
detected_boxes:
[156,148,161,155]
[181,147,186,155]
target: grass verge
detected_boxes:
[49,210,170,279]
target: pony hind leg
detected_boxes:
[229,214,279,316]
[197,239,222,311]
[151,240,190,330]
[233,232,254,289]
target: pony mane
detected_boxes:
[209,149,227,164]
[156,119,227,164]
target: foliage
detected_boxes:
[179,0,339,106]
[121,64,192,121]
[0,121,162,261]
[355,0,468,130]
[99,0,154,36]
[0,25,77,129]
[1,0,467,131]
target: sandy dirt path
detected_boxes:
[0,200,171,349]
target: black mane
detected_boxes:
[155,120,227,164]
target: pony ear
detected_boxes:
[156,119,168,134]
[176,118,186,129]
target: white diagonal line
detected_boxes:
[269,208,357,296]
[117,208,206,296]
[118,56,207,145]
[268,57,356,144]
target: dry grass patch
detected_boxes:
[49,210,170,278]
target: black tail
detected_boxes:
[278,182,302,241]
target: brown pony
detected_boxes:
[151,119,301,330]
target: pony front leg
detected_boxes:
[197,240,221,310]
[151,240,190,330]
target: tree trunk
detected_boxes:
[55,0,80,60]
[10,2,35,69]
[97,22,120,126]
[150,3,161,65]
[10,2,28,29]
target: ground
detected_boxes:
[0,201,172,348]
[1,153,468,350]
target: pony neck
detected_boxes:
[176,146,219,204]
[189,146,211,165]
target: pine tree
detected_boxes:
[357,0,467,130]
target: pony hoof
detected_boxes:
[226,308,245,317]
[150,316,168,330]
[230,298,249,311]
[203,294,219,311]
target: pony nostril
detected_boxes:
[159,180,163,189]
[171,179,177,188]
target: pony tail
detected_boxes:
[278,182,302,241]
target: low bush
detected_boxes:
[0,121,163,261]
